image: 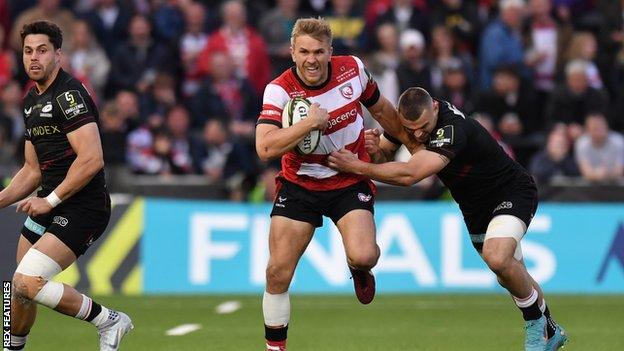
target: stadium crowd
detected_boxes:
[0,0,623,200]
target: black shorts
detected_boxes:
[463,178,538,251]
[21,197,111,257]
[270,178,375,227]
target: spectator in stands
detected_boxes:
[375,0,429,38]
[324,0,366,55]
[192,119,256,182]
[430,25,474,94]
[431,0,481,53]
[529,124,579,184]
[10,0,76,51]
[0,80,23,143]
[82,0,132,57]
[524,0,572,96]
[367,22,400,105]
[395,29,432,94]
[163,105,195,174]
[0,26,14,88]
[115,90,141,130]
[563,31,604,89]
[0,123,17,179]
[190,51,260,138]
[179,1,209,98]
[108,14,171,95]
[575,112,624,182]
[197,0,271,95]
[67,20,110,101]
[259,0,301,78]
[545,59,609,140]
[478,0,526,90]
[151,0,185,42]
[100,101,127,166]
[476,65,539,135]
[438,59,474,114]
[139,72,178,120]
[127,113,172,175]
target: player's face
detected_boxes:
[291,34,332,86]
[400,101,439,144]
[22,34,60,84]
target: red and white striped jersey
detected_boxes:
[257,56,380,191]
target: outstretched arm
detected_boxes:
[0,141,41,208]
[328,147,449,186]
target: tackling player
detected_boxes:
[255,17,408,351]
[0,21,132,351]
[328,87,568,351]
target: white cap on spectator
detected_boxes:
[565,59,589,77]
[499,0,526,10]
[400,29,425,50]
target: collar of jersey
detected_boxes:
[291,62,332,90]
[31,68,65,97]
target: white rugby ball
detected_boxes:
[281,97,321,155]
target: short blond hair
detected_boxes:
[291,17,332,46]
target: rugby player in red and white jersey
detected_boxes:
[255,17,409,351]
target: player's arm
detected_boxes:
[0,141,41,208]
[256,103,328,161]
[364,128,400,164]
[366,95,413,148]
[53,122,104,200]
[328,146,449,186]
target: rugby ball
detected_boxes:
[282,97,321,155]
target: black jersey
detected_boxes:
[23,69,107,209]
[424,99,535,214]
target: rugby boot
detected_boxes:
[524,315,548,351]
[98,310,134,351]
[349,267,375,305]
[266,340,286,351]
[546,324,568,350]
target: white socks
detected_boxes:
[263,291,290,327]
[513,288,538,308]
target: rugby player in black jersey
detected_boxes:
[328,87,568,351]
[0,21,132,351]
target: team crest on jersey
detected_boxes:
[428,125,454,148]
[339,83,354,99]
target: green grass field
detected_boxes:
[22,294,624,350]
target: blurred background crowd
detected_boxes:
[0,0,623,201]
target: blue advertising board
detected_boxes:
[143,200,624,294]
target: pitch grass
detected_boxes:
[23,294,624,350]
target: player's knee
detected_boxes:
[12,272,46,301]
[347,247,380,270]
[482,249,512,274]
[266,263,295,287]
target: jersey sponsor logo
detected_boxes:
[429,125,454,148]
[327,108,357,130]
[28,125,61,137]
[52,216,69,227]
[358,192,372,202]
[493,201,513,213]
[41,103,52,113]
[278,196,287,203]
[56,90,89,120]
[24,106,33,116]
[339,82,354,99]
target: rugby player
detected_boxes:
[255,17,408,351]
[0,21,132,351]
[328,87,568,351]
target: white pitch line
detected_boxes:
[165,323,202,336]
[215,300,242,314]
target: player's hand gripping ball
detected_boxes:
[282,97,321,155]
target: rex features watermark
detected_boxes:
[3,281,10,348]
